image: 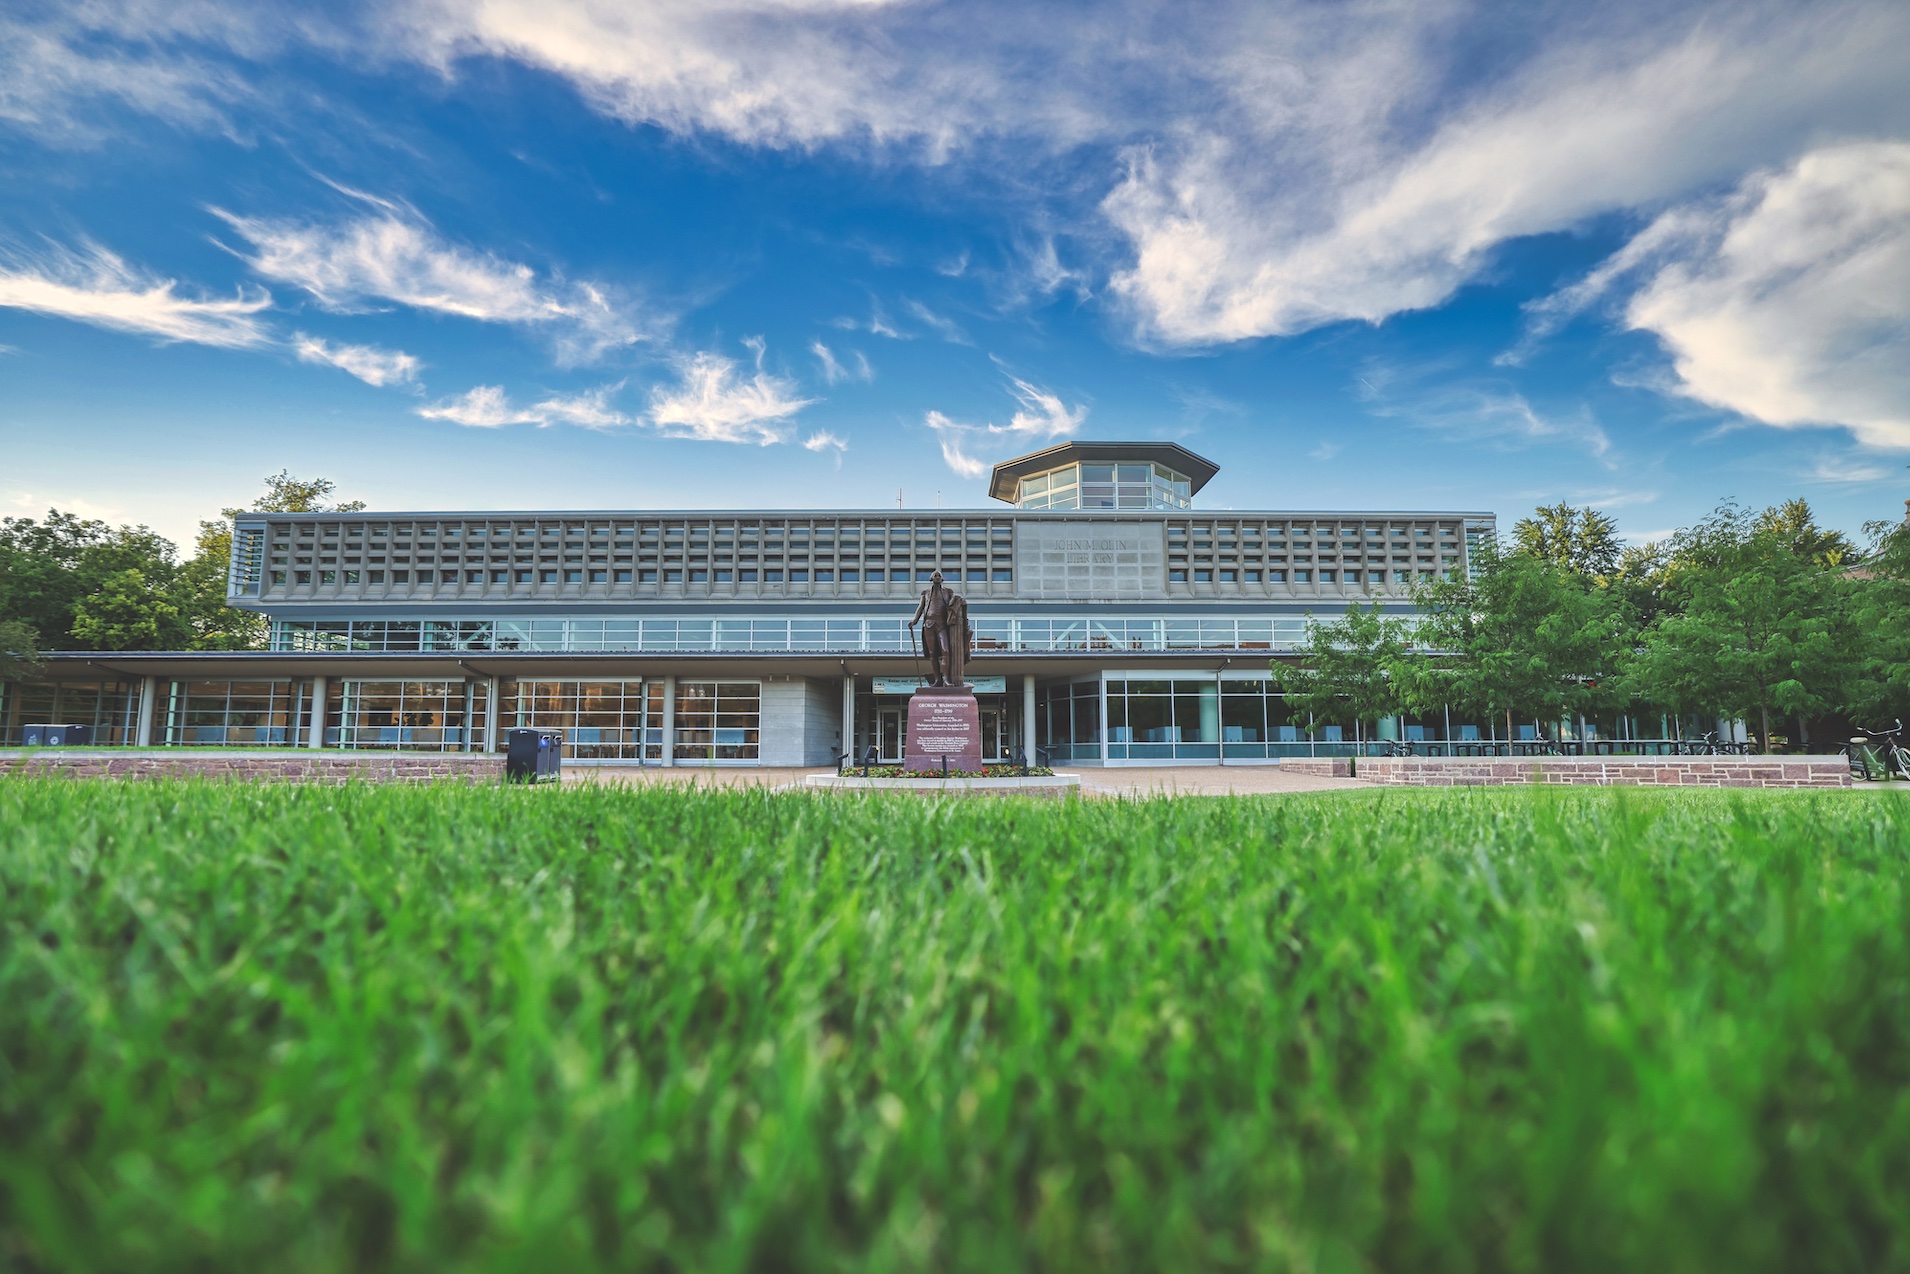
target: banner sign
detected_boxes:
[874,676,1007,695]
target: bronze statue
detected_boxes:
[909,569,973,687]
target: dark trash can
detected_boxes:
[505,728,564,783]
[24,724,92,746]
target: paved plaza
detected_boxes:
[565,764,1372,796]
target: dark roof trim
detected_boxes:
[987,441,1221,502]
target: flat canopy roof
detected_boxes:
[987,441,1220,502]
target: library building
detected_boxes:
[2,441,1500,766]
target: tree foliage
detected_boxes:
[71,569,188,651]
[1278,604,1408,741]
[0,513,183,652]
[0,473,363,655]
[1398,542,1627,738]
[0,619,44,681]
[1510,501,1623,579]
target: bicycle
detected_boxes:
[1847,721,1910,782]
[1690,731,1751,756]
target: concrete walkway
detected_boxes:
[565,764,1370,796]
[1070,766,1372,797]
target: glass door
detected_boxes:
[877,708,905,762]
[980,707,1007,762]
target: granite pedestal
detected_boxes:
[903,684,984,773]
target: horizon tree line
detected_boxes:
[1279,498,1910,753]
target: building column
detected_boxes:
[1022,674,1037,767]
[462,681,477,752]
[135,675,158,748]
[1098,673,1110,767]
[307,675,328,749]
[660,675,676,767]
[485,676,501,752]
[1214,668,1225,766]
[842,674,856,764]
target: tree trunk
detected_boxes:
[1759,702,1772,754]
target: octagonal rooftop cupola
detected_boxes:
[988,441,1220,510]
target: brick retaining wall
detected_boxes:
[1,750,506,785]
[1278,758,1356,779]
[1351,755,1851,789]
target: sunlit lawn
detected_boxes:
[3,781,1907,1272]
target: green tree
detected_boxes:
[1609,540,1675,629]
[71,569,188,651]
[1755,497,1857,567]
[177,471,368,651]
[0,619,44,681]
[0,513,181,650]
[1276,603,1408,744]
[1627,505,1863,751]
[1845,502,1910,729]
[1511,501,1622,579]
[1395,541,1626,740]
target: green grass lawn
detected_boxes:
[3,783,1907,1272]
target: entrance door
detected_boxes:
[877,708,905,762]
[980,707,1007,762]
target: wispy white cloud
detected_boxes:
[0,11,257,147]
[1807,455,1893,484]
[924,410,988,478]
[377,0,1003,152]
[215,190,643,363]
[1562,488,1661,511]
[1309,442,1340,462]
[922,374,1086,478]
[833,300,908,340]
[902,298,970,345]
[802,428,849,467]
[646,340,815,444]
[417,383,630,429]
[1361,365,1614,466]
[810,339,871,385]
[292,333,420,387]
[0,239,271,347]
[993,374,1086,439]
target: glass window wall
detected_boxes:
[1014,462,1193,510]
[271,614,1334,654]
[0,680,140,745]
[502,680,659,760]
[334,680,485,751]
[164,680,304,746]
[672,681,760,762]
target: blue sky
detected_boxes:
[2,0,1907,549]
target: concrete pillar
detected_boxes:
[1022,674,1037,766]
[841,674,856,764]
[1098,673,1110,766]
[484,676,501,752]
[135,676,158,748]
[660,675,676,767]
[307,675,328,748]
[1213,668,1225,765]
